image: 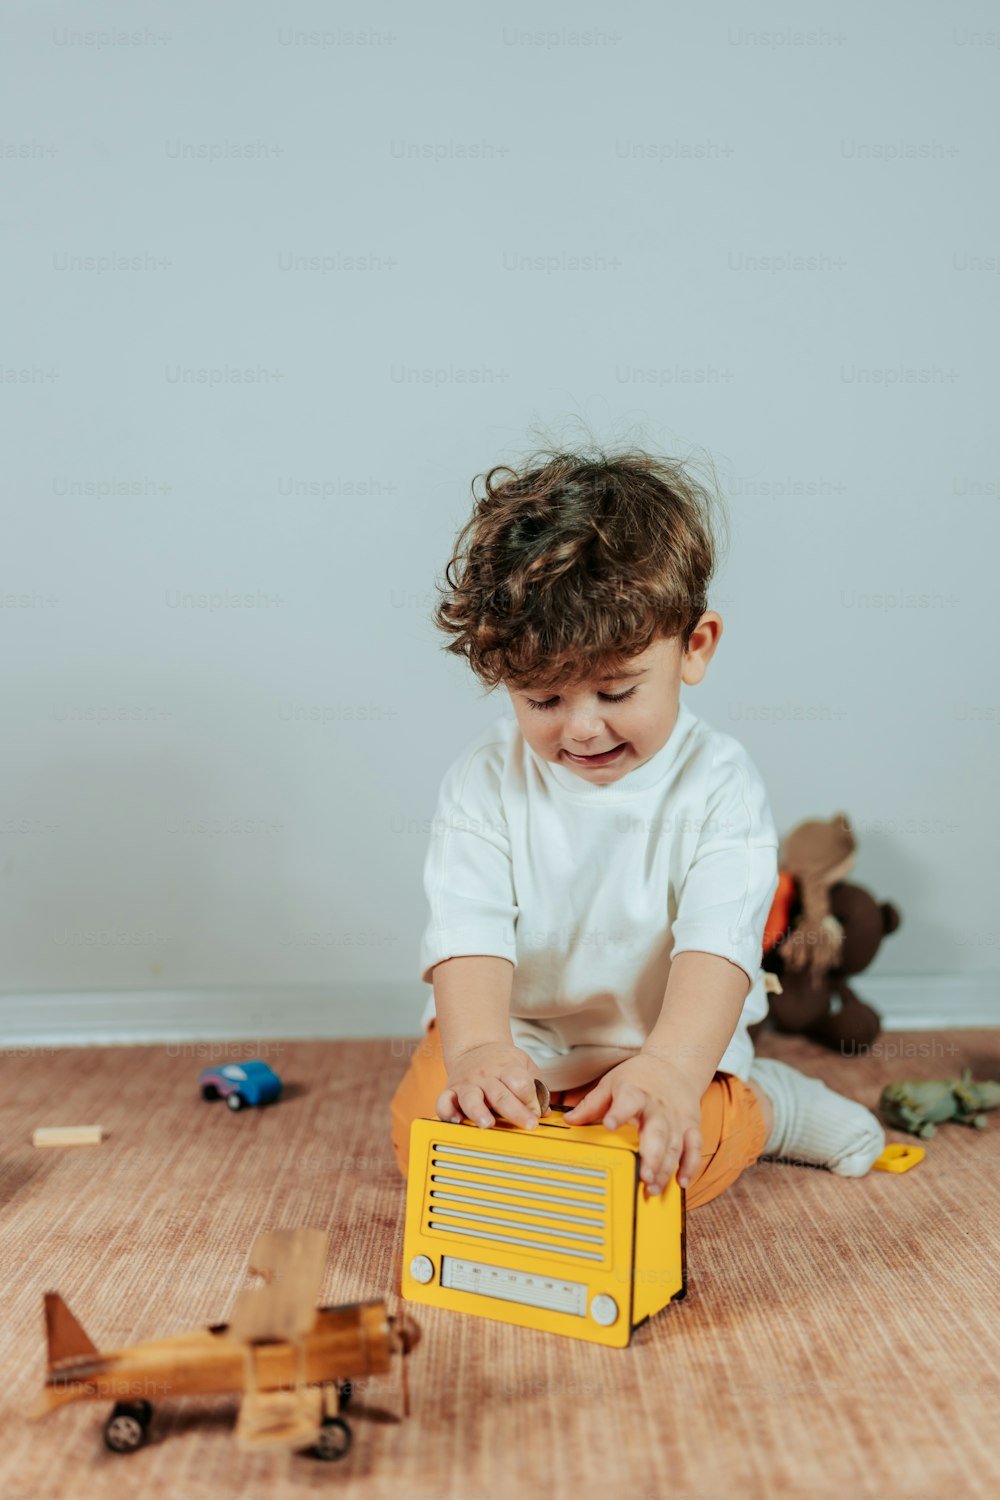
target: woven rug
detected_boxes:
[0,1026,997,1500]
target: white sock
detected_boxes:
[748,1056,885,1178]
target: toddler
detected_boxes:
[390,446,884,1207]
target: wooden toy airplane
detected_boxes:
[29,1227,420,1460]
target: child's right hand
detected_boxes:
[435,1042,544,1130]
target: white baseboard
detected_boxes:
[831,975,998,1030]
[0,976,997,1049]
[0,982,424,1049]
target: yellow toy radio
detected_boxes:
[401,1107,686,1347]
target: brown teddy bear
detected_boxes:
[750,813,902,1053]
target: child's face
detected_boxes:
[506,617,721,783]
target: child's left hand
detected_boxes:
[562,1052,703,1196]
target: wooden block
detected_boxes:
[32,1126,104,1148]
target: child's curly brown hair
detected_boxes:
[432,444,727,694]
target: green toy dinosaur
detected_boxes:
[880,1069,1000,1139]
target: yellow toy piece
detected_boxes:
[401,1110,685,1348]
[872,1142,925,1173]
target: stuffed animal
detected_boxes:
[751,880,902,1052]
[880,1070,1000,1138]
[772,813,856,982]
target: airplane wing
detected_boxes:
[227,1228,329,1344]
[234,1384,324,1452]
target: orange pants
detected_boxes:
[389,1020,768,1211]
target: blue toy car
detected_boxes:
[199,1060,282,1112]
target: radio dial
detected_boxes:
[409,1255,435,1285]
[590,1294,618,1326]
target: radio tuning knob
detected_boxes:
[590,1294,618,1326]
[409,1254,435,1285]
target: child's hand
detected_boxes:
[436,1042,545,1131]
[562,1052,703,1195]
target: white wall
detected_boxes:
[3,2,998,1037]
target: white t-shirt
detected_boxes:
[418,698,779,1090]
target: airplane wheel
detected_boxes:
[131,1399,154,1427]
[309,1416,352,1462]
[104,1403,150,1453]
